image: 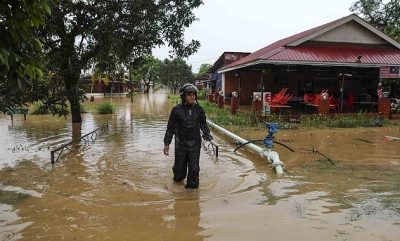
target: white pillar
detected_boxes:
[221,73,225,95]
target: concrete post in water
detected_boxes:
[252,94,262,113]
[378,95,391,119]
[318,92,329,115]
[208,89,214,102]
[231,91,239,115]
[217,91,224,108]
[213,91,219,104]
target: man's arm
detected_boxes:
[163,107,177,155]
[198,106,213,141]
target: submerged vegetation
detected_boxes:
[28,100,118,115]
[0,190,30,205]
[30,101,70,116]
[96,102,115,114]
[182,99,391,130]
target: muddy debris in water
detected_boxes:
[0,190,30,205]
[353,138,374,143]
[307,147,338,166]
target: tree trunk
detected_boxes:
[65,74,82,123]
[72,122,82,142]
[69,97,82,123]
[64,74,82,123]
[61,42,82,123]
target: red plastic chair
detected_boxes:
[303,94,314,103]
[280,94,292,105]
[328,96,338,112]
[312,94,321,105]
[345,94,355,112]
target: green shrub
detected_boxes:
[30,101,48,114]
[53,104,70,116]
[197,88,208,100]
[0,190,30,205]
[80,103,88,113]
[96,102,115,114]
[30,101,71,116]
[168,95,181,104]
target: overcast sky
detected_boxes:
[152,0,357,73]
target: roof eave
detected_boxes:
[218,59,385,73]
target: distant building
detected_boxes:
[82,75,129,94]
[194,52,250,93]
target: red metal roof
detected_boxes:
[269,42,400,65]
[220,14,400,72]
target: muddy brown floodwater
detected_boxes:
[0,91,399,241]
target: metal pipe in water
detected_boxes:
[206,120,284,174]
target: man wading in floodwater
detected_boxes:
[163,83,213,189]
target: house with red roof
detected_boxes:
[218,14,400,111]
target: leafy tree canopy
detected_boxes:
[159,58,193,94]
[350,0,400,43]
[131,55,162,85]
[42,0,203,122]
[197,63,212,75]
[0,0,51,114]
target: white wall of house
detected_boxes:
[313,21,387,44]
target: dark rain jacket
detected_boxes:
[164,103,213,151]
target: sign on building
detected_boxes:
[379,66,400,79]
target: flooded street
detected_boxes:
[1,92,400,241]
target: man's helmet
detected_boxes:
[179,83,198,103]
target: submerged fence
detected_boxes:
[50,123,109,164]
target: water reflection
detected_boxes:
[0,93,400,240]
[161,194,204,241]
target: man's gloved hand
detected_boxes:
[163,145,169,156]
[202,134,213,142]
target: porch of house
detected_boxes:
[221,64,382,115]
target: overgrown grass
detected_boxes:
[80,103,89,113]
[96,101,115,114]
[30,100,119,115]
[199,101,262,127]
[30,101,48,114]
[30,101,70,115]
[197,88,208,100]
[200,101,296,132]
[168,95,181,105]
[80,102,99,113]
[300,112,387,128]
[169,96,390,130]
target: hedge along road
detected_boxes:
[0,90,399,241]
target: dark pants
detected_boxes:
[173,148,200,189]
